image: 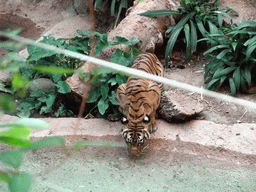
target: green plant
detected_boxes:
[202,20,256,95]
[94,0,129,26]
[12,30,141,117]
[140,0,236,65]
[14,36,78,117]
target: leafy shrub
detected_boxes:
[16,36,78,117]
[140,0,236,65]
[12,30,141,117]
[202,20,256,95]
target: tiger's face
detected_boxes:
[121,114,153,156]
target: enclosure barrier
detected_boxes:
[1,31,256,110]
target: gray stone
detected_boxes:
[29,78,56,95]
[158,91,204,122]
[0,70,11,83]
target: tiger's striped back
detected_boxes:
[116,53,164,156]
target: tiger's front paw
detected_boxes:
[150,125,158,133]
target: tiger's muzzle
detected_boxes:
[122,128,150,156]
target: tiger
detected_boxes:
[116,53,164,156]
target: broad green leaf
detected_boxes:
[0,93,15,112]
[216,49,231,60]
[94,33,112,55]
[0,126,31,140]
[116,74,126,85]
[184,23,191,59]
[165,27,183,65]
[111,0,117,16]
[75,40,90,53]
[240,74,247,91]
[51,74,62,83]
[32,66,74,75]
[57,81,71,94]
[244,36,256,46]
[212,66,236,79]
[204,44,230,55]
[108,78,117,86]
[109,91,119,105]
[174,12,196,32]
[76,29,91,37]
[208,21,220,35]
[0,150,23,169]
[241,67,251,86]
[195,16,207,37]
[22,136,65,151]
[190,20,197,53]
[30,90,44,97]
[231,42,238,51]
[111,49,131,66]
[39,106,52,114]
[74,140,125,150]
[213,11,232,25]
[205,78,219,90]
[166,25,176,34]
[100,83,109,100]
[0,172,11,183]
[139,9,180,17]
[130,37,140,45]
[27,44,56,61]
[229,78,236,96]
[233,67,241,91]
[218,76,227,88]
[217,13,223,27]
[0,118,49,129]
[115,36,131,45]
[98,98,109,115]
[246,44,256,61]
[9,172,32,192]
[0,136,32,147]
[87,87,101,103]
[12,73,25,91]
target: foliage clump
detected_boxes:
[202,20,256,95]
[140,0,236,65]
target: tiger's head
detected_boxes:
[121,114,154,156]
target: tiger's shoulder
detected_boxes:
[131,53,164,77]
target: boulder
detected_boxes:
[158,91,204,122]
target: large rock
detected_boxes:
[158,91,204,122]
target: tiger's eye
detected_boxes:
[142,115,150,123]
[121,117,128,124]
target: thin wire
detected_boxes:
[1,31,256,110]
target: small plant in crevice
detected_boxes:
[140,0,237,65]
[94,0,131,26]
[201,20,256,95]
